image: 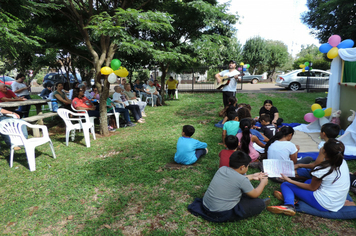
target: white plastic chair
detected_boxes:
[108,104,121,129]
[71,104,96,125]
[0,119,56,172]
[57,108,96,148]
[145,92,155,107]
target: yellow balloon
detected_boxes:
[114,67,129,77]
[100,66,113,75]
[311,103,322,111]
[327,47,339,59]
[324,108,332,117]
[113,70,121,76]
[302,69,305,72]
[240,62,244,66]
[299,64,305,68]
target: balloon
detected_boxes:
[243,68,247,71]
[100,66,113,75]
[327,47,339,59]
[108,73,117,83]
[243,65,247,68]
[337,39,354,49]
[237,67,242,71]
[309,67,313,70]
[299,64,305,68]
[319,43,333,53]
[328,35,341,47]
[114,67,129,77]
[302,69,305,72]
[304,113,318,123]
[240,62,244,66]
[246,64,250,68]
[324,108,332,117]
[305,66,309,70]
[313,109,325,118]
[110,59,121,71]
[304,62,309,66]
[311,103,322,111]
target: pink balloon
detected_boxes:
[328,35,341,47]
[304,113,318,123]
[237,67,242,71]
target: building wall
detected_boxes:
[339,85,356,129]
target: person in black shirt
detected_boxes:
[259,100,283,126]
[260,115,277,139]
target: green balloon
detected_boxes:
[313,109,325,118]
[246,64,250,68]
[304,62,309,66]
[111,59,121,71]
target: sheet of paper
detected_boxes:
[262,159,295,178]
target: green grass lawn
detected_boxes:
[1,92,355,235]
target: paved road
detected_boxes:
[30,82,291,94]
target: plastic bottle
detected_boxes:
[51,99,58,112]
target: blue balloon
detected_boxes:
[319,43,332,53]
[337,39,354,49]
[305,66,309,70]
[322,108,326,110]
[243,68,246,71]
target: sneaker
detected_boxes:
[205,148,208,155]
[267,205,296,216]
[350,187,356,194]
[274,191,284,201]
[127,122,136,127]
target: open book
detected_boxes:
[262,159,295,178]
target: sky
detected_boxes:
[218,0,321,57]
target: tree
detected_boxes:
[293,44,331,71]
[264,40,289,81]
[302,0,356,42]
[242,36,268,75]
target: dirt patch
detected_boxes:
[163,162,198,170]
[293,214,356,235]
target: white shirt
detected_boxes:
[267,140,298,161]
[112,92,129,106]
[218,69,240,92]
[11,81,29,96]
[312,160,350,212]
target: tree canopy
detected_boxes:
[242,36,268,75]
[302,0,356,42]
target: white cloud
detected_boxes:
[219,0,320,57]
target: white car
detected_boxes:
[275,69,331,91]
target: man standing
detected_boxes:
[215,60,241,108]
[165,76,179,100]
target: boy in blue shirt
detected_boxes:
[174,125,208,165]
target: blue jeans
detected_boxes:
[0,116,28,147]
[195,149,207,159]
[17,95,32,117]
[112,108,131,123]
[281,179,327,211]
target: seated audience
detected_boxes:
[90,85,100,101]
[259,115,277,139]
[123,83,147,117]
[133,79,145,98]
[220,111,239,145]
[259,99,283,127]
[40,82,53,99]
[53,82,72,110]
[71,88,99,118]
[174,125,208,165]
[145,80,162,106]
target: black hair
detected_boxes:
[264,100,273,106]
[16,73,25,80]
[183,125,195,137]
[239,118,252,154]
[72,88,80,99]
[55,82,64,89]
[92,85,97,90]
[229,151,251,169]
[310,139,345,183]
[225,135,239,150]
[238,103,252,111]
[228,96,237,106]
[260,114,271,123]
[169,76,173,79]
[228,111,238,121]
[71,82,80,89]
[321,123,340,139]
[265,126,295,153]
[237,107,251,120]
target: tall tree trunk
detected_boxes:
[159,63,169,105]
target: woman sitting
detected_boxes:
[53,82,72,110]
[145,80,162,106]
[90,85,100,102]
[123,83,147,117]
[71,88,100,118]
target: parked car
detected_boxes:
[241,72,267,84]
[43,72,82,86]
[275,69,331,91]
[0,76,15,86]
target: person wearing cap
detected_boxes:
[215,60,242,108]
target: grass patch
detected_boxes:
[1,92,355,235]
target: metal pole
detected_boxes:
[192,68,194,92]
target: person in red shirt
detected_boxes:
[71,88,100,117]
[0,84,27,102]
[219,135,239,168]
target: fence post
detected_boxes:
[192,68,194,92]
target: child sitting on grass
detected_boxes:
[192,151,269,222]
[295,123,340,179]
[174,125,208,165]
[259,115,277,139]
[219,111,239,145]
[219,135,239,168]
[267,139,350,216]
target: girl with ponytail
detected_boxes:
[236,118,265,162]
[267,139,350,216]
[265,126,312,164]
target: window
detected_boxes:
[342,61,356,83]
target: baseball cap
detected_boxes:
[229,60,236,64]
